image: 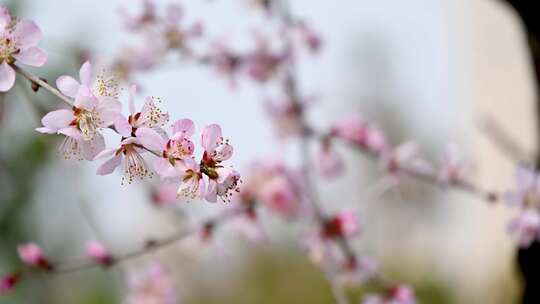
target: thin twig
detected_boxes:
[48,208,244,275]
[12,64,74,107]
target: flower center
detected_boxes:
[72,107,103,140]
[0,36,19,64]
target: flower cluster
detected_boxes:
[35,59,240,202]
[241,159,303,217]
[111,1,203,82]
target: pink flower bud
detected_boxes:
[86,241,113,266]
[323,210,360,238]
[17,243,49,269]
[0,272,20,294]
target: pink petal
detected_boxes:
[201,124,222,152]
[172,118,195,137]
[114,116,132,137]
[35,127,56,134]
[135,127,165,151]
[58,126,83,140]
[94,147,117,160]
[74,85,98,110]
[0,62,15,92]
[165,3,183,23]
[56,75,80,98]
[14,47,47,67]
[97,154,122,175]
[0,7,11,32]
[13,20,41,48]
[205,179,217,202]
[154,158,177,179]
[80,133,105,161]
[97,97,122,126]
[79,61,93,86]
[40,109,74,130]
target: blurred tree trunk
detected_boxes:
[501,1,540,303]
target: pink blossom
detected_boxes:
[86,241,113,266]
[151,183,179,206]
[125,262,177,304]
[136,119,195,179]
[505,165,540,208]
[295,21,323,54]
[161,3,203,53]
[0,6,47,92]
[245,159,302,216]
[363,284,417,304]
[0,272,20,294]
[259,175,299,216]
[264,98,303,137]
[95,137,153,184]
[114,85,169,137]
[199,124,240,202]
[176,158,205,200]
[209,39,241,87]
[331,115,388,153]
[315,145,344,178]
[119,0,157,31]
[244,35,285,83]
[509,209,540,248]
[437,144,472,185]
[322,210,360,239]
[36,61,121,160]
[380,141,432,177]
[17,243,49,269]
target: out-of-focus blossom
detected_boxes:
[264,97,303,138]
[0,272,20,294]
[294,21,322,54]
[17,243,49,269]
[509,209,540,248]
[161,3,203,54]
[125,263,177,304]
[0,6,47,92]
[244,35,285,83]
[119,0,157,31]
[331,115,388,154]
[259,176,299,216]
[151,183,179,206]
[437,144,472,185]
[322,210,360,239]
[505,165,540,208]
[243,159,302,216]
[208,39,242,87]
[315,144,344,178]
[111,42,165,82]
[380,141,432,177]
[86,241,113,266]
[304,210,361,269]
[363,284,417,304]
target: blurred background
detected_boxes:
[0,0,535,303]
